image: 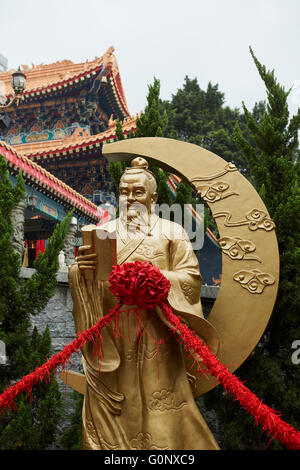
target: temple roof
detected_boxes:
[0,139,106,222]
[0,46,129,118]
[12,115,137,161]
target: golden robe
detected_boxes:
[68,214,220,450]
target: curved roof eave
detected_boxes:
[1,47,131,118]
[0,140,104,223]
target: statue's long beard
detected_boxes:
[119,205,150,239]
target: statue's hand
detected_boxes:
[76,245,97,274]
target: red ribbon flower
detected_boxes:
[109,260,171,310]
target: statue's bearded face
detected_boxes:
[119,173,157,224]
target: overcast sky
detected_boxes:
[1,0,300,117]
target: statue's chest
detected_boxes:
[128,238,170,269]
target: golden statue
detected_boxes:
[67,157,221,450]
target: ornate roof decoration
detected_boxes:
[0,140,105,222]
[12,115,138,161]
[0,47,130,117]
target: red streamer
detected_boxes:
[0,261,299,450]
[0,303,121,413]
[159,302,300,451]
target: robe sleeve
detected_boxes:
[68,262,121,373]
[159,224,205,319]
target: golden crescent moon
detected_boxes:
[103,137,280,396]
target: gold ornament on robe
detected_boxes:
[64,157,220,450]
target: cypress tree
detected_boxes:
[135,77,168,138]
[173,179,193,227]
[60,390,84,450]
[204,48,300,449]
[161,75,264,177]
[174,180,192,209]
[0,154,74,449]
[115,118,125,141]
